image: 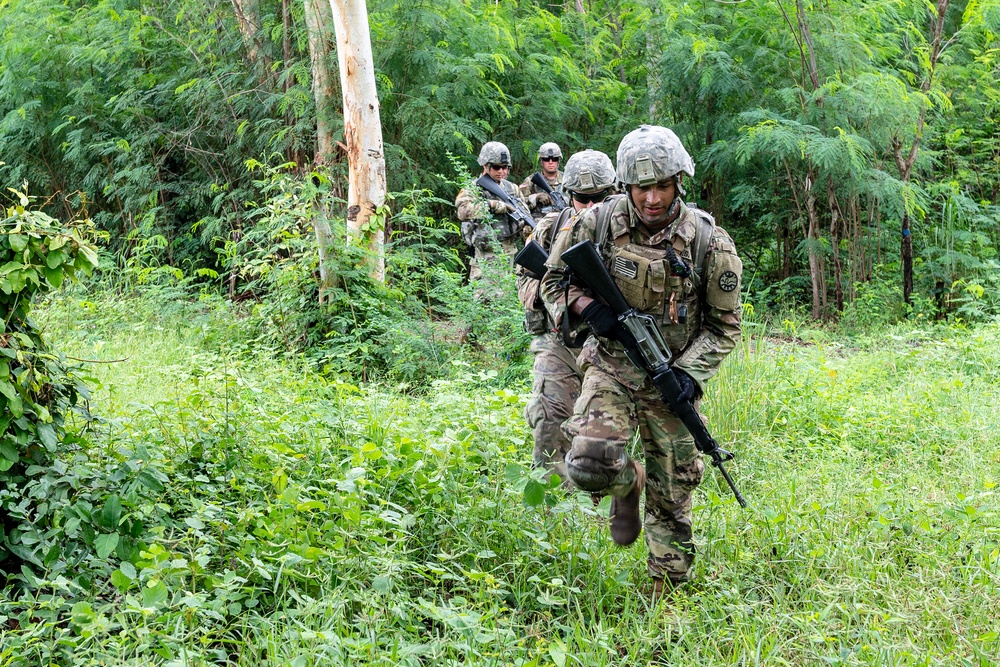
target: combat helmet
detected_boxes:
[562,150,616,194]
[478,141,512,166]
[537,142,563,160]
[616,125,694,187]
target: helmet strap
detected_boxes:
[675,174,686,197]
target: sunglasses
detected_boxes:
[540,157,560,163]
[488,163,511,170]
[571,189,610,204]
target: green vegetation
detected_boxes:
[1,288,995,666]
[2,0,999,664]
[2,0,999,321]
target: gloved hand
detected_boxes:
[534,192,552,207]
[489,199,513,215]
[580,301,637,348]
[672,367,701,403]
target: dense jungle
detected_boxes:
[1,0,999,665]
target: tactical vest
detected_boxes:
[591,195,716,353]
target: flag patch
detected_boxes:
[613,257,639,280]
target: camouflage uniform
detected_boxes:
[516,210,582,480]
[517,149,617,482]
[520,142,565,221]
[541,126,743,582]
[455,141,528,283]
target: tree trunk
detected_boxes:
[329,0,387,281]
[805,174,825,320]
[901,211,913,303]
[305,0,337,164]
[827,177,843,312]
[305,0,338,302]
[893,0,951,306]
[231,0,269,76]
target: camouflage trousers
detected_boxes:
[468,237,520,283]
[523,333,583,482]
[563,366,705,582]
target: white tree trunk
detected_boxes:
[329,0,387,281]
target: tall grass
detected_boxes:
[5,291,997,666]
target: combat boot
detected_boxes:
[651,578,673,604]
[609,461,645,546]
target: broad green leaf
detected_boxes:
[78,245,99,268]
[36,423,57,450]
[43,266,63,288]
[137,470,165,492]
[8,234,27,252]
[0,381,16,401]
[95,532,119,559]
[141,580,169,608]
[111,569,133,591]
[0,440,18,462]
[523,480,546,507]
[295,500,326,512]
[100,495,123,530]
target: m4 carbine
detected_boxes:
[513,240,548,279]
[530,172,568,212]
[559,240,747,507]
[475,175,535,230]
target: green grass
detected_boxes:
[2,292,997,666]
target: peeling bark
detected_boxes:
[330,0,387,281]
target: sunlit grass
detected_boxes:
[9,293,999,666]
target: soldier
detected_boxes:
[541,125,743,595]
[517,150,617,481]
[455,141,529,284]
[520,142,565,220]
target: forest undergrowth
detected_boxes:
[2,290,998,667]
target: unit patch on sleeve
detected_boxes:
[718,270,739,292]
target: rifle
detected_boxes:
[513,240,548,279]
[475,175,535,230]
[560,240,747,507]
[530,172,568,212]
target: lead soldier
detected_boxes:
[541,125,743,595]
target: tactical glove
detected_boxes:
[534,192,552,207]
[488,199,513,215]
[672,367,701,403]
[580,301,637,348]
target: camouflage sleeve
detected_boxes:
[540,208,595,326]
[519,175,538,198]
[520,175,552,211]
[674,227,743,390]
[516,270,542,311]
[455,187,488,222]
[516,212,558,311]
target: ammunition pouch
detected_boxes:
[524,308,548,335]
[610,244,669,313]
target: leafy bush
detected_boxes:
[0,191,104,579]
[224,165,529,386]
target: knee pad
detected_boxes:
[565,437,627,493]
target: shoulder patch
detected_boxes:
[718,271,739,292]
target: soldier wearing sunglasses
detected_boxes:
[516,149,617,482]
[455,141,529,291]
[520,143,566,220]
